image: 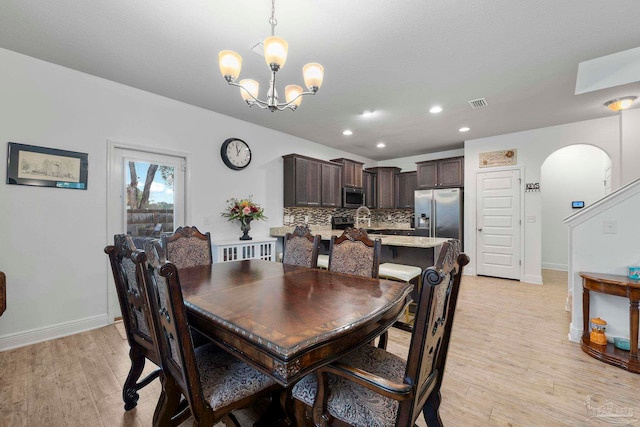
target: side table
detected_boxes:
[580,271,640,373]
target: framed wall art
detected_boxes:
[6,142,88,189]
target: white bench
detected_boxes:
[378,262,422,325]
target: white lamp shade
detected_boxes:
[303,63,324,90]
[264,36,288,69]
[285,85,303,107]
[239,79,259,102]
[218,50,242,80]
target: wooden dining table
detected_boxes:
[178,259,413,387]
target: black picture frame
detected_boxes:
[6,142,88,190]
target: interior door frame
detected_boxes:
[106,139,191,323]
[473,166,524,280]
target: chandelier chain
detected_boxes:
[269,0,278,37]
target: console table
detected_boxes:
[580,272,640,373]
[211,237,276,263]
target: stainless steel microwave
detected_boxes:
[343,187,365,208]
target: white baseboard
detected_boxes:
[568,322,582,343]
[0,314,109,351]
[542,262,568,271]
[522,274,543,285]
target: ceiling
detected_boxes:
[1,1,639,161]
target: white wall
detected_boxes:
[463,118,621,283]
[565,180,640,342]
[0,48,374,350]
[621,108,640,185]
[540,145,610,271]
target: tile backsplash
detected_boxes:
[283,207,413,228]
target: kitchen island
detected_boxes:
[270,226,449,270]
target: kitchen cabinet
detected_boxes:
[366,167,400,209]
[395,171,417,208]
[283,154,342,207]
[362,170,376,208]
[331,158,364,188]
[416,156,464,188]
[321,162,342,207]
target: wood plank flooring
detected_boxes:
[2,270,639,426]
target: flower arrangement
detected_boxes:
[221,196,267,225]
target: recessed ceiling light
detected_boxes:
[459,127,470,132]
[362,110,374,117]
[342,130,353,136]
[429,106,443,114]
[377,142,386,148]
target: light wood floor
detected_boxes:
[2,270,639,426]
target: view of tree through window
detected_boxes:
[126,161,175,237]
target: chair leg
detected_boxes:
[154,374,182,427]
[122,348,146,410]
[422,391,443,427]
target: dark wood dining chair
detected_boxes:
[292,239,469,427]
[328,227,381,278]
[283,225,321,268]
[162,225,212,269]
[141,240,281,427]
[104,234,161,410]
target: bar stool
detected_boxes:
[317,254,329,269]
[378,262,422,327]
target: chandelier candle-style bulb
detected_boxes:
[218,50,242,81]
[285,85,303,108]
[239,79,260,103]
[264,36,288,70]
[303,63,324,92]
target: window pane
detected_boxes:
[125,161,175,238]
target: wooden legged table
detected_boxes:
[580,272,640,373]
[179,259,413,387]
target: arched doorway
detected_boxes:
[540,144,611,273]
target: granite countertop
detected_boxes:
[269,227,448,249]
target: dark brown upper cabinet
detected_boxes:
[395,171,417,208]
[416,156,464,188]
[365,167,400,209]
[283,154,342,207]
[330,158,364,188]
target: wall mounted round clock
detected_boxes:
[220,138,252,170]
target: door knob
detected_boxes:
[477,228,483,232]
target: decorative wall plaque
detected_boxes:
[479,149,517,168]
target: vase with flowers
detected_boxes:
[221,196,267,240]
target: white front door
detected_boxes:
[476,169,521,280]
[107,142,187,321]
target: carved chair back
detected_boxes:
[283,225,321,268]
[104,234,160,409]
[142,239,209,416]
[398,239,469,425]
[162,225,212,269]
[328,227,381,278]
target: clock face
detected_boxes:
[221,138,251,170]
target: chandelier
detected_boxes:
[218,0,324,112]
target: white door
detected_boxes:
[476,169,521,280]
[107,143,187,321]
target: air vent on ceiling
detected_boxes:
[250,40,264,56]
[468,98,488,109]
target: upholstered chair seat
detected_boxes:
[292,345,405,426]
[195,343,277,412]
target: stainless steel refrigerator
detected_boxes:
[414,188,463,243]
